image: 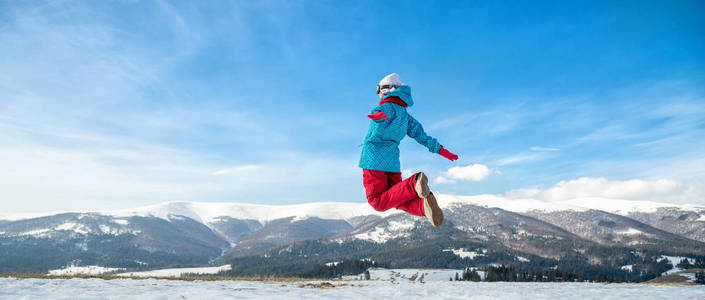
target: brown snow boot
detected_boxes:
[415,172,443,227]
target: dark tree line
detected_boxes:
[0,234,203,273]
[222,237,703,282]
[696,272,705,284]
[450,257,675,283]
[451,265,624,283]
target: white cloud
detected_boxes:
[506,177,704,205]
[434,176,455,184]
[530,146,560,152]
[212,165,259,176]
[401,169,415,179]
[445,164,491,182]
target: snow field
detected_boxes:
[48,265,125,276]
[353,220,414,243]
[116,265,232,278]
[660,256,696,275]
[442,248,485,260]
[2,277,704,300]
[47,264,232,277]
[367,268,466,282]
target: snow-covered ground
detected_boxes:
[660,256,696,275]
[442,248,484,260]
[45,264,232,278]
[353,220,414,243]
[116,265,232,278]
[1,277,703,299]
[615,228,643,235]
[620,264,634,272]
[366,268,467,282]
[48,265,125,276]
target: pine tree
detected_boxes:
[468,269,481,282]
[695,272,705,285]
[677,258,692,269]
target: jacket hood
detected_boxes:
[381,85,414,107]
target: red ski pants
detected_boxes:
[362,169,425,216]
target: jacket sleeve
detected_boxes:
[407,114,442,154]
[369,103,395,123]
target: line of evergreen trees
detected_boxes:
[0,234,202,273]
[450,262,683,283]
[223,237,704,282]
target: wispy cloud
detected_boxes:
[428,103,531,135]
[0,2,364,213]
[573,125,645,144]
[493,153,547,166]
[530,146,560,152]
[212,165,259,176]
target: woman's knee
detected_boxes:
[366,198,388,212]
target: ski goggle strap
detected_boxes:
[376,85,398,95]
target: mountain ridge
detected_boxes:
[2,195,704,274]
[3,194,703,224]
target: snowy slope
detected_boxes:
[3,195,701,223]
[0,201,397,226]
[0,210,76,222]
[436,193,704,215]
[105,201,397,225]
[437,194,587,213]
[659,256,697,275]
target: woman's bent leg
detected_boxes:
[363,169,425,216]
[387,173,425,216]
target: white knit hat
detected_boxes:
[378,73,404,87]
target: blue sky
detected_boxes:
[1,1,704,213]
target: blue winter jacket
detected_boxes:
[359,85,442,172]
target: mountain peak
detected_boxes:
[106,201,397,225]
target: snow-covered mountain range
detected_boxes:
[4,193,701,225]
[1,194,704,273]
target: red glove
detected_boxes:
[439,147,458,161]
[367,111,389,121]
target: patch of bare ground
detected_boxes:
[297,282,349,289]
[647,268,704,285]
